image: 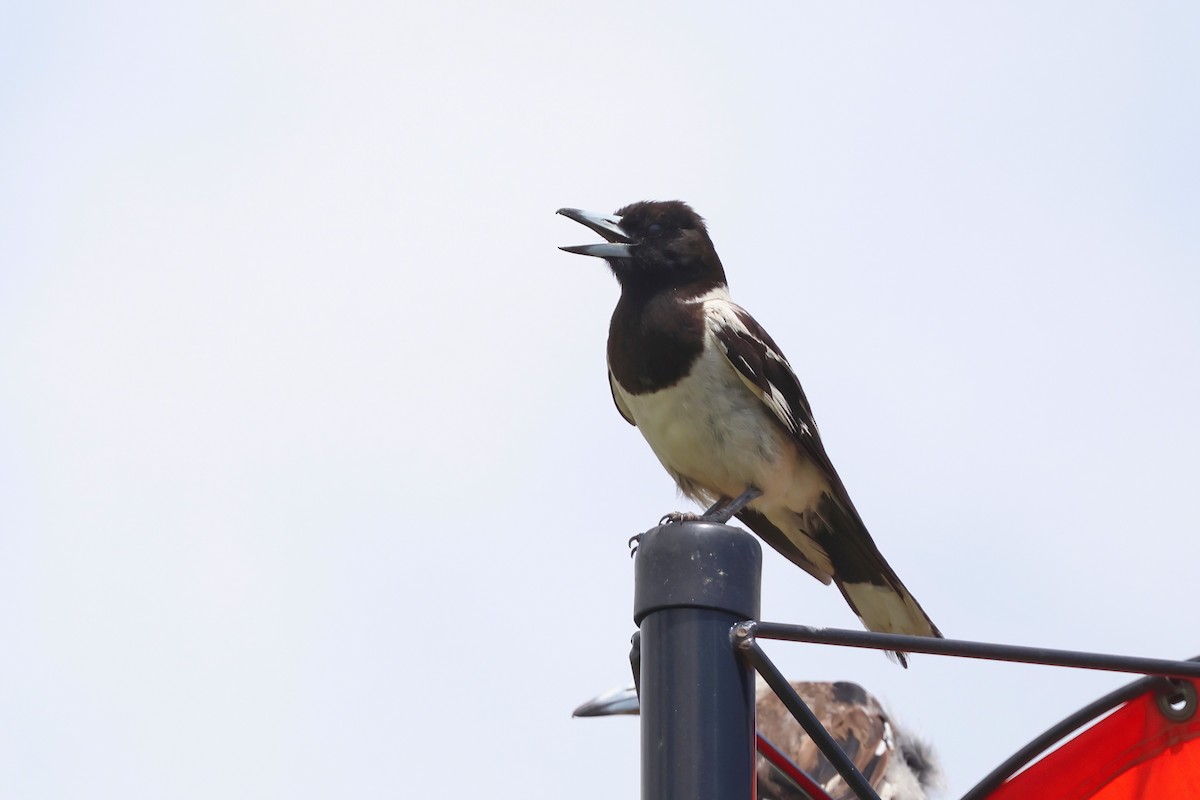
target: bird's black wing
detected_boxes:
[709,299,944,644]
[704,300,850,497]
[735,508,832,584]
[705,299,864,583]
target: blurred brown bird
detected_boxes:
[574,679,941,800]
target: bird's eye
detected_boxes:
[646,223,663,238]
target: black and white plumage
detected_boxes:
[558,201,942,660]
[573,680,943,800]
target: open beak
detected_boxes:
[557,207,636,259]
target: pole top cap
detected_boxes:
[633,521,762,624]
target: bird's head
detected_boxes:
[557,200,727,294]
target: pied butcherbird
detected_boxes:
[558,201,941,663]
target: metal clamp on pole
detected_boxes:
[633,521,762,800]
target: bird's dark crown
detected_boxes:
[610,200,728,293]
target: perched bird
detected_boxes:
[558,201,942,660]
[574,679,942,800]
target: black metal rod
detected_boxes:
[739,638,882,800]
[752,622,1200,679]
[633,522,762,800]
[959,674,1162,800]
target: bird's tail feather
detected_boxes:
[810,493,942,666]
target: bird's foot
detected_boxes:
[700,486,764,524]
[628,533,641,557]
[657,487,763,527]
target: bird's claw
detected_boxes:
[637,502,743,557]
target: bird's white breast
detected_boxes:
[611,333,797,506]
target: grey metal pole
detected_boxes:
[633,521,762,800]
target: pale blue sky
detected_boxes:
[3,2,1199,797]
